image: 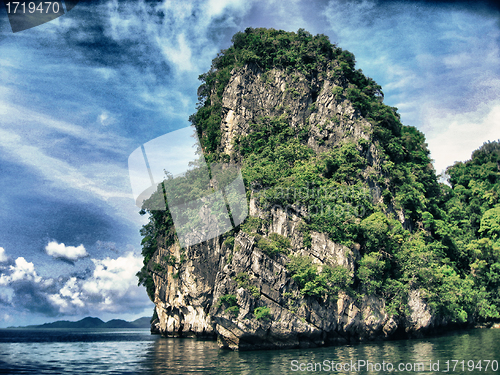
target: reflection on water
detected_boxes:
[0,328,498,374]
[144,328,500,374]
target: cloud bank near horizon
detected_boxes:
[0,247,151,319]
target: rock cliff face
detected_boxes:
[219,63,410,228]
[144,56,446,350]
[149,199,442,349]
[220,64,367,156]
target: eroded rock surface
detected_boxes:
[147,63,442,349]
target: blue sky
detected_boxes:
[0,0,499,327]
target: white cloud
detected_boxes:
[81,252,145,309]
[206,0,240,18]
[48,277,85,313]
[0,247,8,263]
[45,241,88,261]
[0,257,41,285]
[46,252,148,314]
[159,33,193,72]
[0,251,150,316]
[426,102,500,173]
[47,293,70,311]
[9,257,40,283]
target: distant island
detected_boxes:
[9,316,151,329]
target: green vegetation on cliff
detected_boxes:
[139,28,500,325]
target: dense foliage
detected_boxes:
[287,255,353,298]
[139,28,500,324]
[136,182,176,300]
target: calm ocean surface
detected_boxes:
[0,327,498,374]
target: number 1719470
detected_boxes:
[6,2,61,14]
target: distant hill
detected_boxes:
[12,316,151,329]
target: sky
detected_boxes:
[0,0,499,327]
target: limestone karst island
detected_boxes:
[136,28,500,350]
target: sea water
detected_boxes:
[0,327,498,374]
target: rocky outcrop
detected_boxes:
[147,63,442,349]
[149,195,445,349]
[220,64,372,158]
[219,63,409,227]
[150,237,220,338]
